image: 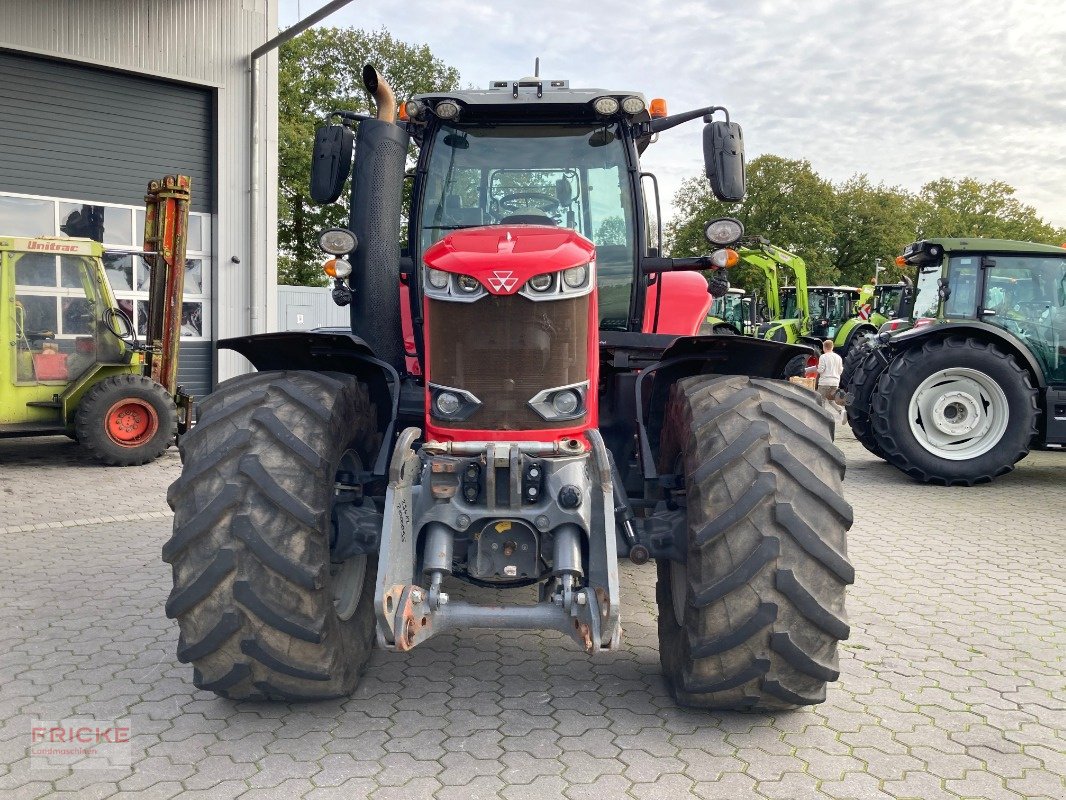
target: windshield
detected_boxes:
[417,122,637,327]
[875,286,904,316]
[913,266,941,319]
[781,288,799,319]
[710,293,745,326]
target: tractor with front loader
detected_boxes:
[164,66,853,710]
[1,176,193,465]
[846,237,1066,484]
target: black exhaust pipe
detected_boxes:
[347,64,410,372]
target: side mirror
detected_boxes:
[310,123,354,204]
[703,120,746,202]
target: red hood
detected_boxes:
[422,225,596,296]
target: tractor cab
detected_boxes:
[1,237,130,432]
[403,78,743,335]
[704,287,747,333]
[787,286,859,339]
[899,238,1066,384]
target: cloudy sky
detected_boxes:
[279,0,1066,228]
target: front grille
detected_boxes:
[427,294,590,430]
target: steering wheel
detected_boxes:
[498,192,560,215]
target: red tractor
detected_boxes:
[164,66,853,709]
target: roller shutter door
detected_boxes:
[0,51,215,395]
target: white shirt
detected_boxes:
[817,351,843,387]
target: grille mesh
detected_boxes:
[427,294,590,430]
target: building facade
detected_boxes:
[0,0,279,396]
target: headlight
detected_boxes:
[592,96,620,116]
[318,227,358,255]
[404,99,426,120]
[621,96,645,115]
[436,392,461,416]
[563,265,588,288]
[456,274,480,293]
[551,390,580,416]
[704,217,744,246]
[528,273,553,292]
[435,100,460,120]
[427,268,449,289]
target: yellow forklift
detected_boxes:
[0,175,194,465]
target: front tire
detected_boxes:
[870,337,1037,485]
[845,345,892,459]
[656,375,854,710]
[75,374,176,466]
[163,370,380,700]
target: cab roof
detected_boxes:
[916,238,1066,256]
[0,236,101,256]
[412,79,649,126]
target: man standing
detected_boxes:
[817,339,844,405]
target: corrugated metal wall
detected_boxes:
[0,0,278,389]
[277,286,352,331]
[0,52,214,213]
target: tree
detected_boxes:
[594,216,627,246]
[828,176,918,286]
[667,155,838,292]
[915,178,1062,244]
[278,27,460,285]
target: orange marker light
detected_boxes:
[398,102,409,122]
[649,98,668,119]
[723,248,739,268]
[323,259,339,278]
[895,255,907,267]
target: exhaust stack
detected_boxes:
[346,64,410,371]
[362,64,397,123]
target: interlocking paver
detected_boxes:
[1,429,1064,799]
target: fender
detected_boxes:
[636,335,816,479]
[837,319,877,353]
[885,320,1048,389]
[704,318,743,336]
[219,331,400,474]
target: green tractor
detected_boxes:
[781,285,869,354]
[701,286,748,334]
[738,240,824,350]
[838,281,914,390]
[0,176,193,465]
[846,237,1066,484]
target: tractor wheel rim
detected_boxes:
[907,367,1009,460]
[330,448,368,621]
[104,399,159,447]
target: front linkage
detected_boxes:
[375,429,621,653]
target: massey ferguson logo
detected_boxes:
[488,270,518,292]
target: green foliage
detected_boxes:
[667,157,1064,294]
[914,177,1062,243]
[594,216,627,246]
[278,27,459,285]
[668,155,838,290]
[830,175,917,285]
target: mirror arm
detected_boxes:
[327,109,372,125]
[634,105,729,137]
[642,256,712,274]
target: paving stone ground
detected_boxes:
[0,428,1064,799]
